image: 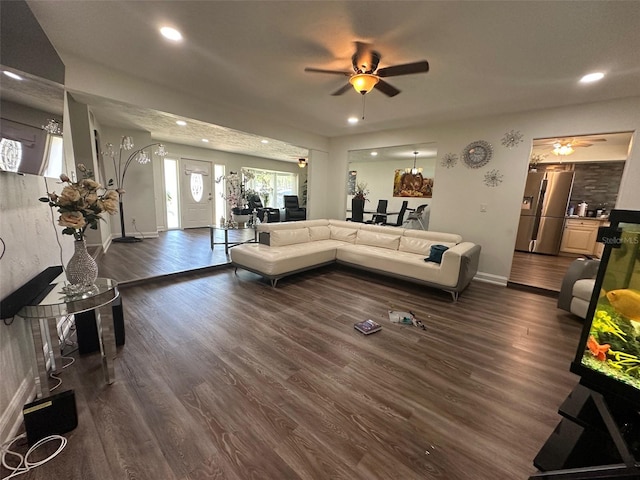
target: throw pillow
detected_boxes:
[424,244,449,264]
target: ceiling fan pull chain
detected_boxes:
[362,94,366,120]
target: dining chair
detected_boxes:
[366,199,388,224]
[385,200,409,227]
[403,204,429,229]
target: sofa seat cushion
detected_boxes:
[336,244,461,288]
[573,278,596,302]
[230,240,344,276]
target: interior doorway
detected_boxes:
[508,131,632,293]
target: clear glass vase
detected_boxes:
[66,238,99,285]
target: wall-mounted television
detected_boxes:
[570,209,640,408]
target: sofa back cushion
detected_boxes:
[403,229,462,244]
[270,228,310,246]
[398,236,436,255]
[309,225,331,241]
[329,225,358,243]
[356,229,401,250]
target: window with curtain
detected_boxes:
[243,167,298,208]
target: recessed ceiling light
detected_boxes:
[370,152,378,156]
[3,71,23,80]
[202,139,209,143]
[348,117,358,124]
[160,26,183,42]
[261,139,269,144]
[580,72,605,83]
[176,120,187,126]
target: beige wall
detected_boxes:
[329,97,640,284]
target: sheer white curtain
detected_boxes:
[243,167,298,208]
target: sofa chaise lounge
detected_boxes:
[230,219,481,301]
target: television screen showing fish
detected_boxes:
[573,213,640,405]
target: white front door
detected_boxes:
[180,158,214,228]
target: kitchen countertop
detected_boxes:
[565,216,609,221]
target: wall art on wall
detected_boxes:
[393,169,433,198]
[484,169,504,187]
[440,152,458,169]
[462,140,493,168]
[347,170,357,195]
[501,129,523,149]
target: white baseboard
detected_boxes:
[474,271,508,286]
[0,374,35,444]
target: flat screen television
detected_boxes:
[570,209,640,408]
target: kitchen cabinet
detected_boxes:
[560,218,609,257]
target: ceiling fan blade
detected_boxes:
[374,79,400,97]
[331,83,353,96]
[377,60,430,77]
[304,67,352,76]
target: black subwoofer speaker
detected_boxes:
[75,296,125,354]
[23,390,78,445]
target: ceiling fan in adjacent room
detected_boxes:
[304,41,429,97]
[534,135,607,156]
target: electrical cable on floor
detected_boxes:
[1,433,67,480]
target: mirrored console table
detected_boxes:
[19,278,120,398]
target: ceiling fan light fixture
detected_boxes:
[298,158,307,168]
[553,142,574,156]
[349,73,379,95]
[580,72,605,84]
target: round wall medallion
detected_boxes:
[462,140,493,168]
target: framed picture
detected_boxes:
[393,170,433,198]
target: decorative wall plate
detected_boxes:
[462,140,493,168]
[440,152,458,169]
[484,169,503,187]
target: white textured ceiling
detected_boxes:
[21,1,640,161]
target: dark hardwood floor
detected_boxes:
[509,251,581,293]
[4,265,586,480]
[97,228,255,283]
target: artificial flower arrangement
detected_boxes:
[216,168,255,214]
[353,182,370,201]
[39,164,119,241]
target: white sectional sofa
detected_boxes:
[229,219,481,301]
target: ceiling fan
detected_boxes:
[534,136,607,156]
[304,41,429,97]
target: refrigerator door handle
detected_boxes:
[529,239,536,252]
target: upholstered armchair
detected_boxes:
[284,195,306,221]
[557,258,600,318]
[247,194,280,223]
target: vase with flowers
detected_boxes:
[40,164,119,286]
[215,169,255,227]
[351,181,369,218]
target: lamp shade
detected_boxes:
[349,74,379,94]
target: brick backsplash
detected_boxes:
[536,162,624,213]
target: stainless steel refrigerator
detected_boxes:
[515,171,574,255]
